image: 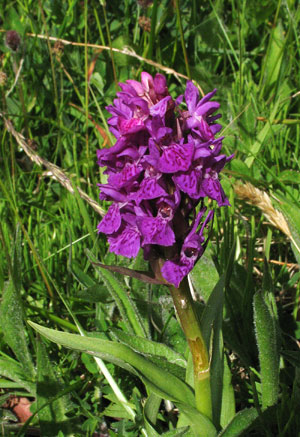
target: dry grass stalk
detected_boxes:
[27,33,190,81]
[1,113,105,217]
[235,182,292,239]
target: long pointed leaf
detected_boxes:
[111,328,186,368]
[253,292,279,409]
[28,322,195,406]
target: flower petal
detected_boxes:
[97,204,122,235]
[108,225,141,258]
[159,142,194,173]
[138,217,175,246]
[161,259,190,287]
[173,169,202,198]
[185,81,199,113]
[134,178,167,203]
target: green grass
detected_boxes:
[0,0,300,435]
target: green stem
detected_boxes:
[148,0,159,60]
[169,277,212,419]
[174,0,191,79]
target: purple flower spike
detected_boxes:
[97,72,232,287]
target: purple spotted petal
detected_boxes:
[108,162,143,189]
[134,177,167,203]
[108,225,141,258]
[141,72,154,92]
[138,217,175,246]
[200,177,230,206]
[173,169,202,199]
[98,204,121,235]
[158,142,194,173]
[198,88,217,105]
[118,118,145,135]
[98,184,127,202]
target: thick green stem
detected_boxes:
[169,278,212,419]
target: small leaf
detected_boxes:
[69,261,96,287]
[103,402,133,420]
[200,275,225,349]
[218,408,258,436]
[143,393,162,436]
[177,403,217,437]
[253,292,279,409]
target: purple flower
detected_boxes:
[184,81,222,141]
[97,73,232,286]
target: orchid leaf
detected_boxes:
[90,260,165,285]
[253,292,279,409]
[110,328,186,368]
[28,322,195,407]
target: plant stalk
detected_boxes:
[169,277,212,419]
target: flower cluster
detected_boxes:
[97,72,233,287]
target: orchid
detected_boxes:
[97,72,232,287]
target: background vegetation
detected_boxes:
[0,0,300,435]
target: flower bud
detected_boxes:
[5,30,21,52]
